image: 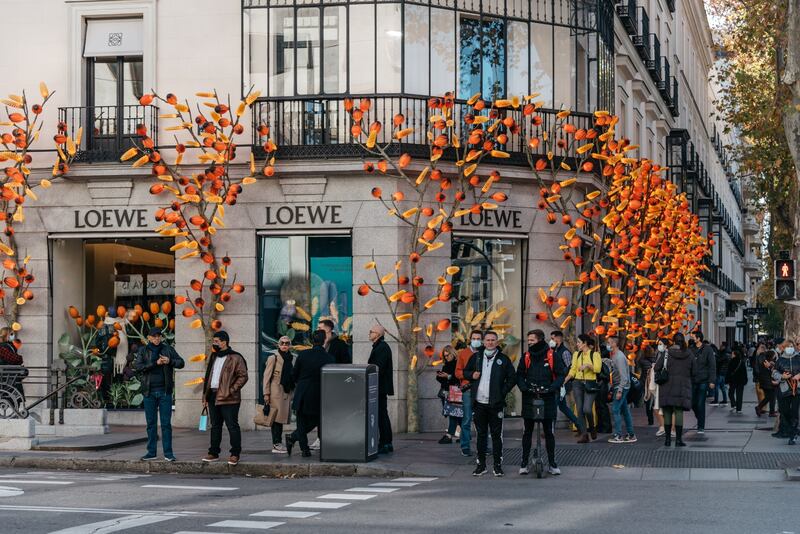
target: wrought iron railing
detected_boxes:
[632,7,650,61]
[0,365,81,422]
[616,0,638,35]
[252,96,597,168]
[646,35,662,82]
[670,77,680,117]
[58,105,159,163]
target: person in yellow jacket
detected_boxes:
[564,334,603,443]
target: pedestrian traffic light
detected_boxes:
[775,279,796,300]
[775,259,795,280]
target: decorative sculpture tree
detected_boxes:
[121,88,276,374]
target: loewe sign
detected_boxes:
[73,208,149,229]
[265,205,343,225]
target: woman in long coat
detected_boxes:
[263,336,294,453]
[654,332,695,447]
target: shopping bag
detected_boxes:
[447,385,463,403]
[198,407,208,432]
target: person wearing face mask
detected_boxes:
[202,331,248,465]
[464,330,516,477]
[436,345,462,444]
[638,343,657,427]
[772,339,800,444]
[455,329,484,457]
[646,340,668,436]
[564,334,603,443]
[550,331,579,430]
[655,333,695,447]
[607,335,636,443]
[688,331,716,434]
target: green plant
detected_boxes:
[107,378,143,409]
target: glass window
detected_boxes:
[258,235,353,401]
[296,7,321,95]
[404,3,429,95]
[323,6,347,94]
[269,7,295,97]
[377,3,402,93]
[553,25,574,110]
[93,59,119,108]
[529,23,553,107]
[481,17,505,100]
[349,4,375,93]
[430,8,456,95]
[244,8,268,95]
[507,21,528,98]
[458,16,481,99]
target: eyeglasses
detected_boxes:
[278,341,290,346]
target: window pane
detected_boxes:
[123,59,143,105]
[553,25,574,110]
[244,8,268,95]
[481,18,505,100]
[507,22,528,98]
[530,23,553,107]
[430,8,455,96]
[296,7,320,95]
[269,7,295,97]
[376,3,401,93]
[323,6,347,94]
[458,15,481,99]
[404,3,429,95]
[349,4,375,93]
[93,59,119,107]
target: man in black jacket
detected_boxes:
[368,325,394,453]
[133,327,185,462]
[286,330,334,457]
[319,319,351,364]
[689,331,716,434]
[464,330,516,477]
[518,329,566,475]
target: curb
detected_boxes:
[786,468,800,482]
[32,437,148,452]
[0,456,424,479]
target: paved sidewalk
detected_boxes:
[1,384,798,478]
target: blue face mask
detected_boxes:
[470,339,482,349]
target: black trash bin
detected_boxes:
[320,364,379,462]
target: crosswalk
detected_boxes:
[171,477,438,533]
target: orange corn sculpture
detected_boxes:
[350,92,515,432]
[0,83,76,336]
[525,109,711,356]
[121,88,275,358]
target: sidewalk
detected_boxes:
[2,385,799,479]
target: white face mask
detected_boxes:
[470,339,482,349]
[786,347,796,356]
[548,339,557,348]
[657,343,666,352]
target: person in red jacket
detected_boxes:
[455,329,483,457]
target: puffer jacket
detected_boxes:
[655,346,695,410]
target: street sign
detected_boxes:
[735,320,747,327]
[743,307,767,316]
[775,279,796,301]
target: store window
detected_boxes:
[258,235,353,401]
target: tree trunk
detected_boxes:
[406,357,419,433]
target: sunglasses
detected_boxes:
[278,341,290,346]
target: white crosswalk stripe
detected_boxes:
[209,520,284,530]
[392,477,438,482]
[345,487,399,493]
[369,482,419,487]
[142,484,238,491]
[318,493,375,501]
[250,511,319,519]
[47,513,177,533]
[286,501,350,510]
[0,480,73,485]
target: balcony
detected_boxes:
[251,96,597,169]
[658,60,672,104]
[742,215,760,235]
[670,78,680,116]
[743,258,762,276]
[702,260,744,294]
[632,7,651,62]
[58,105,158,163]
[645,35,662,83]
[616,0,638,35]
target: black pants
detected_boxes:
[729,383,745,411]
[522,418,556,467]
[595,398,612,433]
[207,392,241,456]
[778,395,800,437]
[378,394,392,446]
[757,388,777,413]
[271,422,283,445]
[291,412,320,453]
[473,402,503,467]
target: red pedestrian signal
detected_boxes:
[775,259,795,280]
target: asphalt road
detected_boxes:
[0,467,795,534]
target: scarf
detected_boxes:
[278,350,294,393]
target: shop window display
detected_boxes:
[258,235,353,402]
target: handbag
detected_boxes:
[655,353,669,385]
[254,403,271,427]
[442,401,464,418]
[583,380,600,393]
[198,407,208,432]
[447,385,463,403]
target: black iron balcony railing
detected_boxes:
[616,0,638,35]
[658,59,672,103]
[251,95,597,169]
[670,77,680,117]
[58,105,158,163]
[646,35,662,82]
[632,7,650,62]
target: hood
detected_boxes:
[668,347,691,360]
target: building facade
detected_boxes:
[1,0,757,432]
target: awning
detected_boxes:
[83,18,143,58]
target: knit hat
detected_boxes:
[147,327,162,337]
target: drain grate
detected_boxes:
[501,448,800,469]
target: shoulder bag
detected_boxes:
[254,354,279,426]
[581,352,601,393]
[654,353,669,385]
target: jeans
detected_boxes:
[572,380,597,433]
[473,402,503,467]
[522,418,556,467]
[729,383,745,412]
[271,422,283,445]
[207,392,242,456]
[143,389,173,457]
[611,388,634,436]
[691,382,709,430]
[557,388,579,426]
[377,394,392,447]
[460,388,473,452]
[712,376,728,403]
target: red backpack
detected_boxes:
[524,349,556,381]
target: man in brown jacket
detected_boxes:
[202,331,248,465]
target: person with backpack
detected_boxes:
[550,330,579,431]
[517,329,566,475]
[564,334,603,443]
[726,346,748,414]
[608,335,636,443]
[654,333,695,447]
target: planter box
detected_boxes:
[54,408,109,437]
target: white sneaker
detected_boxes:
[454,429,461,439]
[548,465,561,476]
[272,444,287,454]
[656,428,666,437]
[519,465,529,475]
[309,438,320,450]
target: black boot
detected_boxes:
[664,424,672,447]
[285,434,294,455]
[675,426,686,447]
